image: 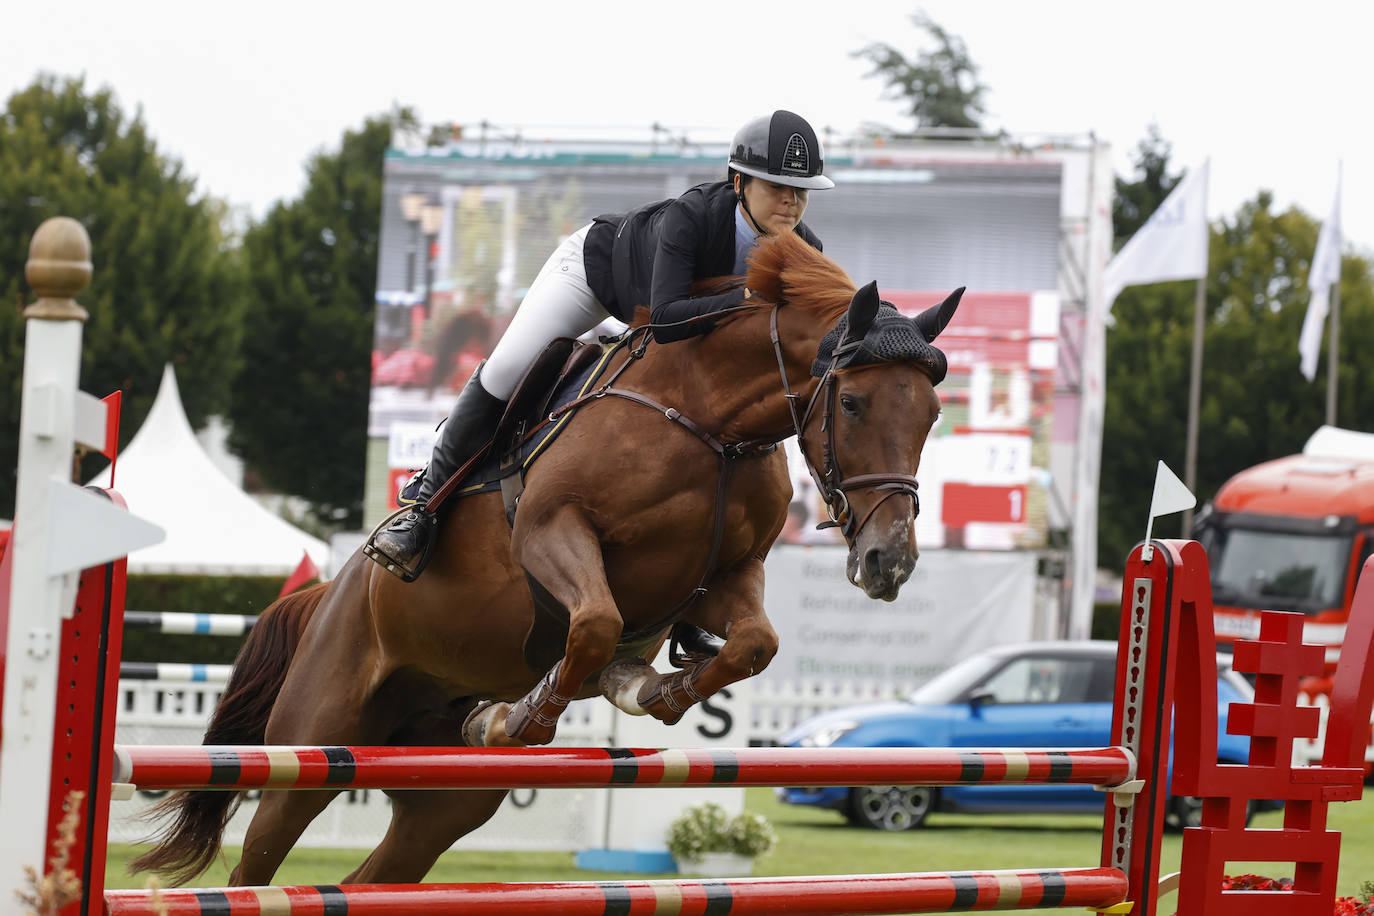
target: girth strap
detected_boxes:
[595,386,777,639]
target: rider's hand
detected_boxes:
[743,288,753,300]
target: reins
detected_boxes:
[419,309,761,515]
[436,298,923,637]
[595,303,922,632]
[547,305,782,637]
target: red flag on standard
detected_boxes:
[279,550,321,597]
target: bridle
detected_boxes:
[578,303,924,547]
[512,299,924,637]
[525,301,925,550]
[766,306,922,543]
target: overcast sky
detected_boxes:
[5,0,1367,251]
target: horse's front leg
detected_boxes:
[504,507,621,745]
[601,557,777,725]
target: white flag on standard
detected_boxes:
[1147,459,1195,521]
[1103,159,1211,313]
[1142,460,1196,561]
[1298,173,1342,381]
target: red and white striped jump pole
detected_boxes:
[104,867,1130,916]
[112,744,1135,792]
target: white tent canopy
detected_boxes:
[89,365,330,576]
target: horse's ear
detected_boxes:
[914,287,964,342]
[841,281,881,346]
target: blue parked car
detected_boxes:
[776,640,1255,830]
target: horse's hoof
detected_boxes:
[598,658,653,715]
[504,697,557,746]
[462,701,516,747]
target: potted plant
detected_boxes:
[666,802,777,877]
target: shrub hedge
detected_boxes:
[121,574,288,663]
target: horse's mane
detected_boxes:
[745,231,856,325]
[627,231,857,329]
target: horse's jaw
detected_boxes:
[845,515,918,602]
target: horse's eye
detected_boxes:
[839,394,859,415]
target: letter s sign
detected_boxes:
[696,688,734,740]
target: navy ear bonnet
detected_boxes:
[812,303,950,383]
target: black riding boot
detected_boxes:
[366,368,506,581]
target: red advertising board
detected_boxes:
[941,483,1029,526]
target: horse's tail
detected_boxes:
[129,581,329,885]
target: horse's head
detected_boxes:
[799,281,963,601]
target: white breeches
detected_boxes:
[482,223,614,400]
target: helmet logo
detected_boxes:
[782,133,809,174]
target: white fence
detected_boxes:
[112,695,618,852]
[110,673,915,854]
[117,676,917,746]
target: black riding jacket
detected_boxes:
[583,180,823,342]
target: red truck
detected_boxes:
[1194,426,1374,767]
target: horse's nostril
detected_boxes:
[863,547,884,583]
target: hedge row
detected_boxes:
[120,574,286,664]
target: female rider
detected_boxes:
[367,109,835,580]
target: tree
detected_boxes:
[1113,125,1180,243]
[853,11,988,131]
[0,74,244,518]
[1098,185,1374,568]
[227,112,410,528]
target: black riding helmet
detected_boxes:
[728,110,835,191]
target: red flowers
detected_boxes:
[1220,874,1294,891]
[1220,876,1374,915]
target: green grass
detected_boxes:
[106,788,1374,912]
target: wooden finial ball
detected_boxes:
[25,217,93,320]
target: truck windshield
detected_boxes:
[1210,528,1350,612]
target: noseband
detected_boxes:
[768,306,922,543]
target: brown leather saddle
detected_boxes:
[491,336,606,466]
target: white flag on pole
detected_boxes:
[1103,159,1211,313]
[1142,460,1195,560]
[1147,459,1195,521]
[1298,173,1342,381]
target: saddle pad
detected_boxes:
[450,342,620,501]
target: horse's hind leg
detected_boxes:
[602,557,778,724]
[232,587,390,884]
[342,788,510,883]
[505,507,622,745]
[230,789,342,885]
[346,700,511,881]
[233,688,384,884]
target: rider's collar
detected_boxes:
[733,205,759,275]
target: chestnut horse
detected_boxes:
[133,231,963,886]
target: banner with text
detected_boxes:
[760,546,1035,687]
